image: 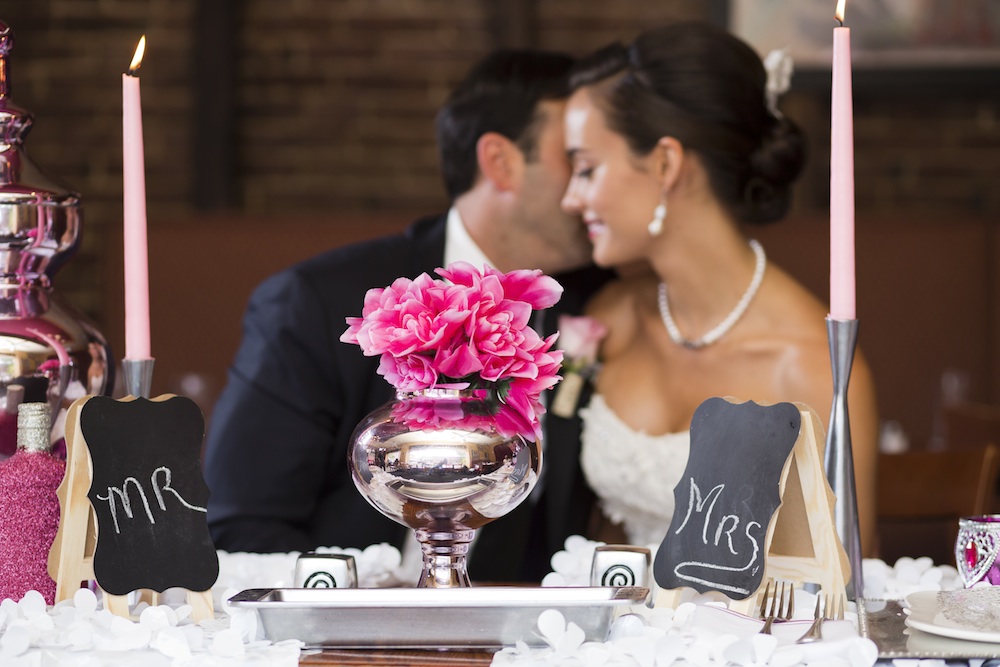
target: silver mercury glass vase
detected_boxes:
[0,23,113,459]
[349,388,541,587]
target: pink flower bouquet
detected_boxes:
[340,262,565,441]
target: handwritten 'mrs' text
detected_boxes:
[671,478,761,595]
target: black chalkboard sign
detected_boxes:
[653,398,800,600]
[82,395,219,596]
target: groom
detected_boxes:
[203,48,610,582]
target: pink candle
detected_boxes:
[123,36,151,360]
[830,0,855,320]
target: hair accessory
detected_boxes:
[763,49,793,118]
[657,239,766,349]
[648,200,667,237]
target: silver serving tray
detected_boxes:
[229,586,650,649]
[860,598,1000,659]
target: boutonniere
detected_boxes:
[550,315,608,418]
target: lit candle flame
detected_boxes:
[128,35,146,75]
[835,0,846,26]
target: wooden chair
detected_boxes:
[943,401,1000,450]
[876,443,999,567]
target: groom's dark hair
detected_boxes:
[436,49,574,200]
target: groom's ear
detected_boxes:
[476,132,523,193]
[654,136,685,192]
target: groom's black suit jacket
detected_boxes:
[203,214,609,581]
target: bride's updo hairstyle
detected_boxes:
[569,22,806,225]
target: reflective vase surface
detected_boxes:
[0,23,112,459]
[349,388,541,587]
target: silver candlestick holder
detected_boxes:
[824,317,863,600]
[122,358,155,399]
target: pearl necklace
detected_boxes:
[657,239,766,350]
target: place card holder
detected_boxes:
[48,394,217,622]
[590,545,651,589]
[756,406,850,608]
[654,402,849,614]
[48,397,96,602]
[294,553,358,589]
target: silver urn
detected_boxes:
[349,388,541,587]
[0,22,112,459]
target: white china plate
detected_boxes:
[905,589,1000,644]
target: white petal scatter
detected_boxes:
[209,628,246,658]
[149,626,191,661]
[542,534,606,587]
[0,542,408,666]
[0,537,971,666]
[495,598,880,667]
[722,632,778,666]
[494,536,968,667]
[73,587,98,615]
[0,621,30,657]
[17,590,46,618]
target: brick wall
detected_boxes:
[4,0,715,225]
[783,88,1000,217]
[853,96,1000,215]
[9,3,997,225]
[231,0,708,215]
[536,0,706,50]
[236,0,489,214]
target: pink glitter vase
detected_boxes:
[0,403,64,604]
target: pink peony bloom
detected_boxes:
[344,274,472,360]
[501,381,547,442]
[342,262,566,442]
[378,353,439,393]
[493,268,563,310]
[434,342,483,379]
[437,262,563,310]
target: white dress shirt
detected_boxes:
[444,207,493,270]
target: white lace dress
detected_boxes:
[579,394,690,548]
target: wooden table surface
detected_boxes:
[300,648,495,666]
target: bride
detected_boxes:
[560,23,879,554]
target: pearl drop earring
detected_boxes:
[648,199,667,237]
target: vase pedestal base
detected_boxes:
[416,527,475,588]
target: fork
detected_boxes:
[758,581,795,634]
[796,592,845,643]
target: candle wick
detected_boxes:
[835,16,844,28]
[127,67,141,77]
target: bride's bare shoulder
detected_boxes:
[584,273,656,349]
[585,274,651,316]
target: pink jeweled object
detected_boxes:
[956,515,1000,587]
[0,403,64,604]
[0,21,113,456]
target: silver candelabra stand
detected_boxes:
[824,317,864,600]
